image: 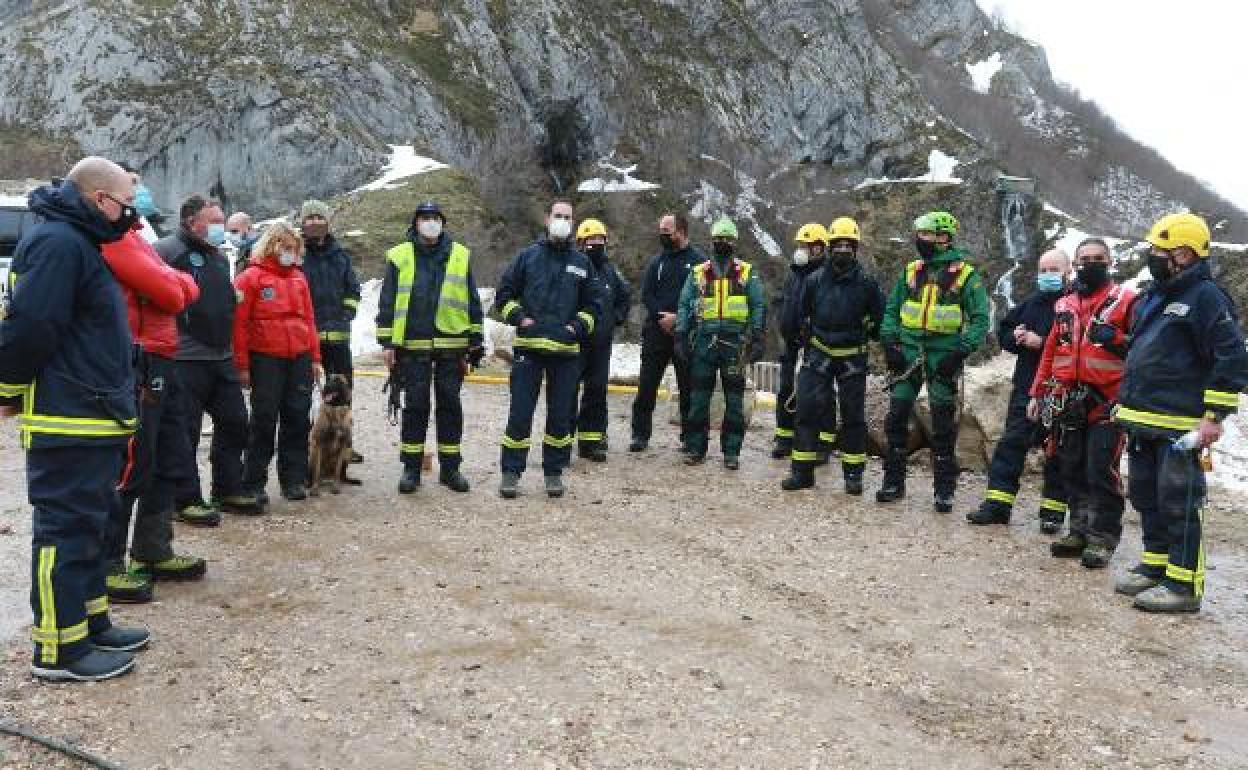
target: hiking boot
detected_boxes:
[106,570,153,604]
[1115,566,1164,597]
[282,485,308,501]
[176,500,223,526]
[31,648,134,682]
[933,492,955,513]
[219,494,261,515]
[499,472,520,499]
[1133,584,1201,613]
[131,554,207,582]
[350,450,364,464]
[966,500,1011,526]
[628,438,647,452]
[723,456,739,470]
[438,468,470,493]
[398,468,420,494]
[545,474,565,498]
[876,482,905,503]
[781,471,814,491]
[682,453,705,466]
[1081,543,1113,569]
[770,443,791,459]
[1050,533,1087,559]
[1039,517,1063,535]
[91,625,150,653]
[844,476,864,496]
[877,448,907,503]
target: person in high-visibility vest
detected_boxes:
[675,217,766,469]
[876,211,991,511]
[376,201,484,494]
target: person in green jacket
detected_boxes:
[876,211,991,511]
[675,217,767,469]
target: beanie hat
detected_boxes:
[300,199,331,222]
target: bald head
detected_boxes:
[67,156,135,224]
[227,212,253,233]
[1037,248,1070,273]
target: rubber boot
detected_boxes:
[876,449,908,502]
[781,467,814,491]
[398,467,421,494]
[844,471,864,496]
[930,403,959,513]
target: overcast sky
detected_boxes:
[978,0,1245,213]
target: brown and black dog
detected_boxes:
[309,373,354,496]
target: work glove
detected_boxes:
[884,343,908,375]
[935,350,968,380]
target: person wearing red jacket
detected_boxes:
[1028,238,1137,569]
[101,222,208,602]
[234,221,323,502]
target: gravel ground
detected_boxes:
[2,375,1247,769]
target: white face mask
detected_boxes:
[278,250,297,267]
[792,248,810,267]
[417,219,443,240]
[548,217,573,240]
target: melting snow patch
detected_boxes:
[355,145,448,192]
[855,149,962,189]
[966,52,1003,94]
[1043,202,1077,221]
[1212,241,1248,252]
[1211,396,1248,491]
[578,160,660,193]
[351,279,383,357]
[344,230,366,237]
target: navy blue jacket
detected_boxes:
[1117,261,1248,434]
[302,234,361,341]
[997,288,1061,390]
[0,181,137,449]
[496,238,604,357]
[155,228,235,356]
[782,262,884,363]
[375,231,484,350]
[774,261,822,349]
[587,249,631,348]
[640,245,703,328]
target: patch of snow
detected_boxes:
[578,159,660,193]
[610,342,641,382]
[1212,398,1248,492]
[344,229,366,237]
[1212,241,1248,252]
[855,149,962,189]
[1043,201,1077,221]
[354,145,448,193]
[966,52,1003,94]
[924,119,936,128]
[350,279,383,357]
[0,194,29,208]
[686,171,781,258]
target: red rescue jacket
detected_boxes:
[1031,282,1136,403]
[232,255,321,370]
[99,226,200,358]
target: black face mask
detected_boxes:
[103,193,138,236]
[713,241,734,258]
[1148,254,1174,284]
[915,238,940,260]
[585,244,607,264]
[829,250,856,273]
[659,233,676,252]
[1075,262,1110,294]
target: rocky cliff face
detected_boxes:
[1,0,1243,300]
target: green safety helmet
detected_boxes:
[912,210,959,237]
[711,217,739,239]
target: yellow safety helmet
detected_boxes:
[795,223,829,245]
[576,218,608,241]
[828,216,861,243]
[1146,212,1210,258]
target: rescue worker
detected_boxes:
[1113,213,1248,612]
[376,201,484,494]
[780,217,884,493]
[630,214,702,452]
[877,211,991,511]
[967,248,1070,530]
[101,191,206,604]
[1027,239,1136,568]
[496,200,603,498]
[771,223,836,462]
[157,196,260,515]
[299,199,363,468]
[233,221,323,502]
[675,217,766,469]
[574,217,631,462]
[0,157,149,681]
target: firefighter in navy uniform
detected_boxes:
[1112,213,1248,613]
[876,211,991,511]
[780,217,884,493]
[966,248,1069,530]
[0,158,150,682]
[574,218,631,462]
[771,223,836,461]
[496,200,604,498]
[376,202,484,494]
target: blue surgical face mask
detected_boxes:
[206,223,226,246]
[1037,272,1064,293]
[134,185,157,218]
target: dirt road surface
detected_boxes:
[2,376,1247,769]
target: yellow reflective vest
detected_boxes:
[381,240,479,351]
